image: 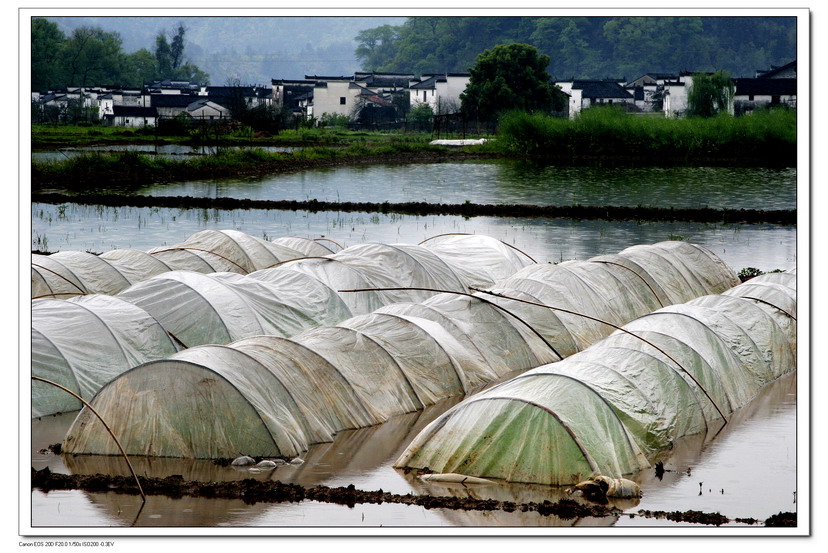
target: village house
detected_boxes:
[733,78,797,115]
[34,59,797,126]
[556,79,635,118]
[409,73,470,114]
[624,73,678,112]
[271,79,317,119]
[109,105,158,128]
[185,99,231,121]
[755,59,797,79]
[272,72,469,124]
[662,76,690,118]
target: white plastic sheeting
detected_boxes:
[418,234,535,289]
[32,235,539,418]
[31,230,318,299]
[32,295,179,418]
[117,270,353,348]
[394,271,796,486]
[63,240,741,460]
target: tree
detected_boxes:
[155,25,208,83]
[460,43,566,122]
[687,71,735,117]
[155,33,173,78]
[31,18,66,92]
[121,48,158,88]
[408,103,433,128]
[355,25,399,72]
[170,24,186,70]
[61,27,124,87]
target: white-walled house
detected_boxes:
[409,73,469,114]
[108,105,158,127]
[662,77,690,118]
[305,76,365,119]
[733,78,796,114]
[556,80,634,118]
[186,99,231,121]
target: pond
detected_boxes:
[27,158,801,533]
[31,161,797,272]
[31,144,298,163]
[40,160,797,211]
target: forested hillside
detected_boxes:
[355,16,797,79]
[43,16,405,86]
[34,15,796,90]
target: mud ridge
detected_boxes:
[31,468,795,525]
[31,192,796,225]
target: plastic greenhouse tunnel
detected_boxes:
[59,240,745,460]
[393,271,796,486]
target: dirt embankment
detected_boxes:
[31,467,795,526]
[31,192,796,225]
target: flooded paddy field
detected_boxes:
[31,201,796,273]
[32,144,298,163]
[30,373,797,528]
[26,159,802,534]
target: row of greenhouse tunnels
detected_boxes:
[32,230,796,486]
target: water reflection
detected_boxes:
[31,373,795,527]
[32,144,297,163]
[31,202,796,272]
[118,162,796,211]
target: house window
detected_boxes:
[749,95,754,101]
[423,91,427,101]
[340,97,347,105]
[771,96,780,104]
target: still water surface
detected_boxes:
[31,202,796,273]
[32,144,297,162]
[31,161,797,272]
[73,161,798,211]
[30,373,796,528]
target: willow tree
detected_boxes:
[687,71,735,117]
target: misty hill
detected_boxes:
[354,16,797,80]
[47,16,406,85]
[44,15,797,87]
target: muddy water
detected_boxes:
[30,161,797,272]
[29,373,797,528]
[31,202,796,273]
[124,162,795,211]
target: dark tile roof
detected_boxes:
[305,75,353,81]
[735,78,797,96]
[756,60,796,79]
[573,81,634,99]
[410,75,440,90]
[206,86,271,98]
[112,106,158,117]
[151,94,200,108]
[272,79,317,85]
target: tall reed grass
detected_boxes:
[497,107,796,163]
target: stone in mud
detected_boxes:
[230,455,256,466]
[570,475,642,501]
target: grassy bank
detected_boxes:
[494,107,797,164]
[31,123,436,149]
[31,141,483,190]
